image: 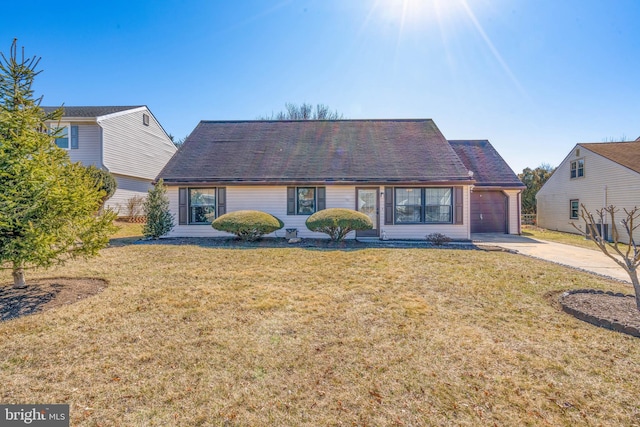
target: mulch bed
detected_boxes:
[134,236,477,250]
[0,278,107,322]
[560,290,640,338]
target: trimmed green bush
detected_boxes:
[84,165,117,205]
[212,210,284,241]
[305,208,373,241]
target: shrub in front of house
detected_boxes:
[211,210,284,241]
[305,208,373,241]
[426,232,451,246]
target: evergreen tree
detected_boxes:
[0,40,117,288]
[143,179,174,239]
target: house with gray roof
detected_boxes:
[157,119,522,240]
[42,106,177,214]
[537,140,640,241]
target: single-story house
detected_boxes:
[157,119,523,240]
[42,106,177,214]
[537,140,640,241]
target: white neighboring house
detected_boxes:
[537,141,640,242]
[42,106,177,215]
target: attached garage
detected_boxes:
[470,190,507,233]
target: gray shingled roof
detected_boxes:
[41,106,143,117]
[158,119,474,185]
[448,140,524,188]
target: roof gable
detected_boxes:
[448,140,524,188]
[579,141,640,174]
[159,119,473,184]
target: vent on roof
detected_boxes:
[143,113,150,126]
[576,148,580,157]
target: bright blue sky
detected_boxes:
[3,0,639,173]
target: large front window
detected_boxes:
[297,187,316,215]
[189,188,216,224]
[395,188,452,224]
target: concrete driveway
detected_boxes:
[471,233,631,284]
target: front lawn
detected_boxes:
[522,225,601,249]
[1,242,639,426]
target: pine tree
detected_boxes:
[0,40,117,288]
[143,179,174,239]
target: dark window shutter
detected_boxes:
[70,125,79,149]
[217,187,226,217]
[179,188,188,225]
[454,186,464,224]
[287,187,295,215]
[317,187,326,211]
[384,187,394,225]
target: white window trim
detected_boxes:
[50,122,71,150]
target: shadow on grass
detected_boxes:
[0,278,108,322]
[0,283,60,321]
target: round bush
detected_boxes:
[211,210,284,241]
[305,208,373,241]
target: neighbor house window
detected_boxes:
[51,125,69,149]
[570,199,579,219]
[189,188,216,224]
[49,124,78,149]
[395,188,452,224]
[570,159,584,179]
[287,187,326,215]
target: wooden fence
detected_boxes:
[521,214,537,226]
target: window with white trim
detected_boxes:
[570,199,579,219]
[189,188,216,224]
[570,159,584,179]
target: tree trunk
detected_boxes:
[630,269,640,312]
[12,267,27,289]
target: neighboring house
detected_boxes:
[449,140,525,234]
[537,141,640,241]
[157,119,522,240]
[42,106,177,214]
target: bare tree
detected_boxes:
[572,205,640,310]
[259,103,344,120]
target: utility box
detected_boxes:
[285,228,298,239]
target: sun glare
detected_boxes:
[373,0,465,29]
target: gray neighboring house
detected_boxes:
[537,140,640,241]
[42,106,177,215]
[157,119,523,240]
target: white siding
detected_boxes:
[68,125,102,167]
[537,145,640,241]
[99,107,177,180]
[167,185,472,240]
[106,174,153,216]
[505,189,521,234]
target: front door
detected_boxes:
[356,188,379,237]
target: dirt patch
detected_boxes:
[560,290,640,338]
[0,278,107,322]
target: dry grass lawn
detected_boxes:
[1,238,640,426]
[522,226,609,250]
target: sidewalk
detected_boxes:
[471,234,631,284]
